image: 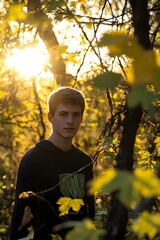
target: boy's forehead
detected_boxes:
[55,103,82,112]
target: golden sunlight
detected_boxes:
[6,45,49,78]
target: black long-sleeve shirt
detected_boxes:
[10,140,95,240]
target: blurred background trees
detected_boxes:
[0,0,160,239]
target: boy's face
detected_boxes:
[49,103,83,140]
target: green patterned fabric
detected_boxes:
[60,173,85,198]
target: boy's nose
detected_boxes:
[67,114,73,123]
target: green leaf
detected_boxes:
[47,0,66,10]
[98,31,138,58]
[93,72,121,90]
[65,219,105,240]
[98,31,132,48]
[127,85,156,109]
[101,170,140,208]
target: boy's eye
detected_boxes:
[73,112,81,117]
[58,112,81,117]
[59,112,67,116]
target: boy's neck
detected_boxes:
[48,133,73,152]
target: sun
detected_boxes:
[6,44,50,79]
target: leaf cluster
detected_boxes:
[90,168,160,209]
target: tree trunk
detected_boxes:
[27,0,70,85]
[104,106,142,240]
[104,0,151,239]
[38,18,67,85]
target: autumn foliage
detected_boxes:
[0,0,160,239]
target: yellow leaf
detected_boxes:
[134,169,160,197]
[99,31,158,87]
[127,50,157,86]
[8,4,27,22]
[89,169,117,194]
[19,191,35,199]
[132,211,160,239]
[19,192,30,199]
[70,199,84,212]
[57,197,71,216]
[57,197,84,216]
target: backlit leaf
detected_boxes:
[47,0,66,10]
[98,31,141,58]
[126,50,157,86]
[93,72,121,90]
[8,4,27,22]
[134,169,160,197]
[127,85,156,108]
[98,31,159,88]
[89,169,117,194]
[89,169,160,209]
[89,169,138,208]
[132,211,160,239]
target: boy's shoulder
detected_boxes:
[19,140,54,165]
[73,145,91,162]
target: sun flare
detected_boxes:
[6,45,49,78]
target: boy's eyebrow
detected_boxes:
[58,110,81,114]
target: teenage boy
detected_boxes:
[10,87,95,240]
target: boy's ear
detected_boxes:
[47,112,54,123]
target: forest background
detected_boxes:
[0,0,160,239]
